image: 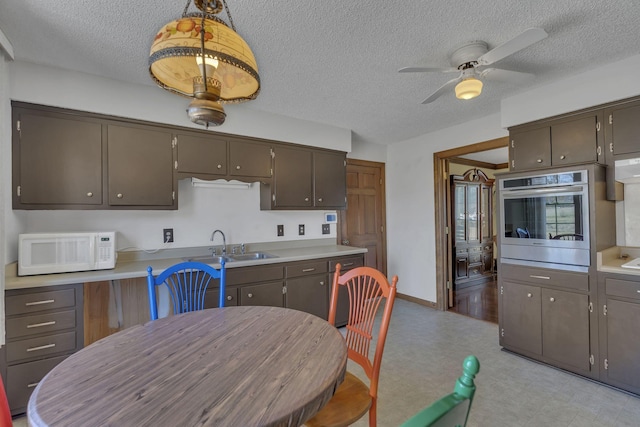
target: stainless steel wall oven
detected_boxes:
[498,169,590,269]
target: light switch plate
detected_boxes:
[322,224,330,234]
[298,224,305,235]
[277,225,284,236]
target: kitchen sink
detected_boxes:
[182,252,278,263]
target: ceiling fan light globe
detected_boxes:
[455,77,483,100]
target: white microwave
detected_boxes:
[18,232,116,276]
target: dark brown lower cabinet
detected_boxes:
[1,284,84,416]
[285,260,330,320]
[499,264,595,378]
[598,273,640,394]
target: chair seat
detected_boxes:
[305,371,372,427]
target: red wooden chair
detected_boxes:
[305,264,398,427]
[0,375,12,427]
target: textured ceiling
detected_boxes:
[1,1,639,146]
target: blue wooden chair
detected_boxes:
[400,355,480,427]
[146,260,226,321]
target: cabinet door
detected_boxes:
[606,101,640,157]
[17,112,102,206]
[313,151,346,208]
[205,287,238,308]
[453,183,467,243]
[176,133,227,176]
[604,298,640,391]
[551,115,599,166]
[480,184,492,243]
[239,281,285,307]
[286,274,329,320]
[541,288,590,371]
[500,281,542,355]
[466,184,480,243]
[272,146,312,208]
[107,124,175,207]
[510,127,551,170]
[454,251,468,281]
[229,140,272,178]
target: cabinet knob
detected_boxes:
[226,295,233,301]
[549,297,555,302]
[247,293,253,298]
[342,239,350,245]
[527,293,532,298]
[536,159,543,163]
[318,198,323,202]
[87,192,93,197]
[304,197,310,202]
[217,164,222,169]
[320,281,325,286]
[236,165,241,170]
[116,193,123,199]
[560,155,566,160]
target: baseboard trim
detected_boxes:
[396,293,438,309]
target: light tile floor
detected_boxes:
[13,299,640,426]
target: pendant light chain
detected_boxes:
[199,0,209,90]
[221,0,236,32]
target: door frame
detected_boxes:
[433,137,508,310]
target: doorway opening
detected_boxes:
[433,137,508,323]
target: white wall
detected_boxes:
[348,139,387,163]
[3,61,353,262]
[386,113,507,302]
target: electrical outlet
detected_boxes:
[322,224,330,234]
[277,224,284,236]
[298,224,305,235]
[163,228,174,243]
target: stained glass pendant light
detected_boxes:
[149,0,260,127]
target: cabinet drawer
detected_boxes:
[6,310,76,340]
[468,265,482,276]
[5,331,77,363]
[469,253,481,264]
[6,288,77,316]
[605,278,640,300]
[226,264,283,285]
[286,260,328,278]
[329,256,364,272]
[6,355,69,414]
[501,264,589,291]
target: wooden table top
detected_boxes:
[27,306,347,427]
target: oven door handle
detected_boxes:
[501,185,585,197]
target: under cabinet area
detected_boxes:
[1,284,84,416]
[499,264,595,378]
[597,272,640,395]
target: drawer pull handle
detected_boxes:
[25,299,55,307]
[27,343,56,352]
[27,382,39,388]
[529,275,550,280]
[27,321,56,329]
[302,268,316,272]
[342,262,354,267]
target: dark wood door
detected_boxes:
[272,146,312,208]
[313,151,346,208]
[541,288,590,372]
[551,115,599,166]
[176,133,227,176]
[500,280,542,355]
[338,159,387,274]
[229,140,272,178]
[107,124,174,207]
[510,127,551,170]
[17,112,102,205]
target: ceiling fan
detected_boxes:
[399,28,548,104]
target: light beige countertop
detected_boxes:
[597,246,640,276]
[5,239,367,290]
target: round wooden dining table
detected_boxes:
[27,306,347,427]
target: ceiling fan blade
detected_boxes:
[480,68,534,82]
[421,76,461,104]
[399,66,458,73]
[477,28,548,66]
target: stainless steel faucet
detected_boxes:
[211,230,226,255]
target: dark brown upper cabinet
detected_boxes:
[509,111,603,172]
[261,146,346,210]
[107,124,175,208]
[13,108,103,208]
[604,98,640,159]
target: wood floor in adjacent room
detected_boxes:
[448,279,498,324]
